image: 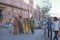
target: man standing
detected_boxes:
[53,17,59,40]
[45,18,53,40]
[19,16,24,33]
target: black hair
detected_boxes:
[54,17,58,21]
[54,17,58,19]
[19,16,22,18]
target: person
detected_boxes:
[7,17,13,33]
[31,20,34,33]
[13,17,19,34]
[28,18,34,34]
[19,16,24,33]
[53,17,59,40]
[24,18,30,34]
[45,17,53,40]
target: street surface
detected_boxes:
[0,28,60,40]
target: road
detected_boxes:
[0,28,44,40]
[0,28,60,40]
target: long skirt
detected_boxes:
[24,21,29,33]
[13,25,19,35]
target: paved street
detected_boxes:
[45,29,60,40]
[0,28,44,40]
[0,28,60,40]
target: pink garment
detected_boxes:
[13,20,19,35]
[13,26,19,34]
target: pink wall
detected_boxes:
[0,0,33,11]
[0,0,22,8]
[22,0,28,10]
[0,0,34,19]
[22,10,29,18]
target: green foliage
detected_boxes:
[42,7,50,14]
[42,0,52,14]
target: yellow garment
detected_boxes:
[24,20,29,33]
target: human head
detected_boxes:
[48,17,51,21]
[19,16,22,19]
[15,17,18,20]
[9,17,11,20]
[54,17,58,21]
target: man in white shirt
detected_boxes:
[53,17,59,40]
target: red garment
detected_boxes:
[13,20,19,34]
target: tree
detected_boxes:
[42,0,52,14]
[42,6,50,14]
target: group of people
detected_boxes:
[7,16,24,35]
[7,16,34,35]
[45,17,60,40]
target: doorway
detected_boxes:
[0,10,3,22]
[0,10,3,18]
[0,7,4,22]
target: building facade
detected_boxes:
[0,0,34,23]
[32,2,42,27]
[0,0,33,33]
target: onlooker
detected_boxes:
[53,17,59,40]
[45,17,53,40]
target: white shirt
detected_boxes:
[53,21,59,31]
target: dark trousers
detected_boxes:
[54,31,58,40]
[48,29,52,40]
[31,28,34,33]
